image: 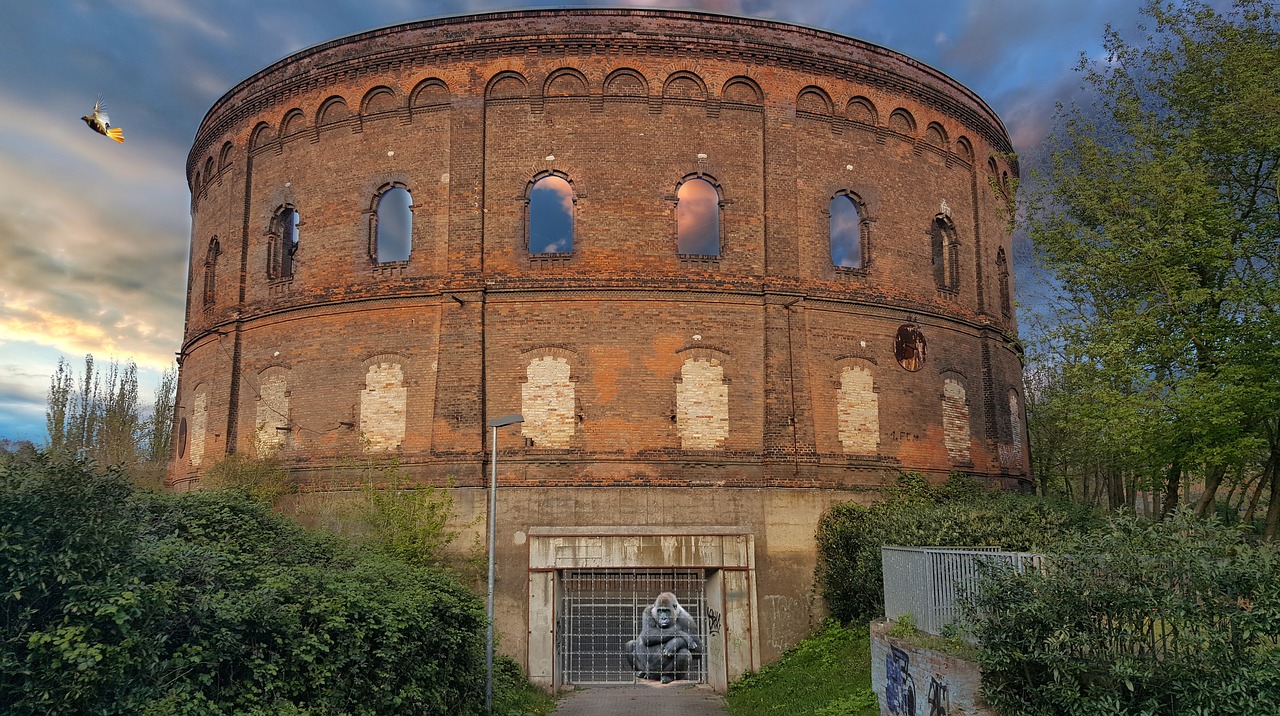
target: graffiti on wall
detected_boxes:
[885,646,952,716]
[927,674,950,716]
[885,646,916,715]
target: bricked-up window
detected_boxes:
[190,389,208,467]
[374,186,412,263]
[1009,390,1023,463]
[268,206,299,280]
[997,247,1011,318]
[521,356,576,448]
[829,193,865,269]
[942,378,972,464]
[677,177,720,257]
[837,365,879,454]
[528,174,574,254]
[361,362,406,451]
[202,237,220,308]
[931,215,959,292]
[676,358,729,450]
[254,370,290,456]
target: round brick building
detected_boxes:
[173,9,1026,690]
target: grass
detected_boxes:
[726,621,879,716]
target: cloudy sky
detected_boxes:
[0,0,1167,443]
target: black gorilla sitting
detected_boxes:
[625,592,700,683]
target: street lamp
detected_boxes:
[486,413,523,715]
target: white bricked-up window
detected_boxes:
[837,365,879,454]
[190,389,208,467]
[1009,390,1023,463]
[373,186,412,263]
[361,362,407,451]
[676,358,729,450]
[521,356,575,448]
[254,371,289,455]
[942,378,971,463]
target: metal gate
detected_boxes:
[558,569,710,686]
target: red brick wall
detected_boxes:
[169,9,1028,491]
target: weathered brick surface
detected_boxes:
[870,620,994,716]
[168,7,1031,669]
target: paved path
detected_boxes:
[551,683,730,716]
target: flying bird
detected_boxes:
[81,98,124,143]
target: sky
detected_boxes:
[0,0,1171,444]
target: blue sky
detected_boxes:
[0,0,1172,443]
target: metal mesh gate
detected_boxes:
[558,569,710,686]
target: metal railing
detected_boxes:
[882,546,1042,635]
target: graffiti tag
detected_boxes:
[706,608,722,637]
[885,646,916,715]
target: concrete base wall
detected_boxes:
[870,619,993,716]
[289,485,870,691]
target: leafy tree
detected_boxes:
[1023,0,1280,529]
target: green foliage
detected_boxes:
[201,453,293,504]
[491,656,557,716]
[351,465,464,572]
[727,621,877,716]
[815,472,1099,622]
[1,451,500,714]
[967,511,1280,716]
[1020,0,1280,521]
[886,613,916,638]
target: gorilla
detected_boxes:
[625,591,700,683]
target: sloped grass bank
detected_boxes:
[726,622,878,716]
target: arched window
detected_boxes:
[269,206,299,280]
[931,215,958,292]
[677,177,720,256]
[997,247,1011,318]
[374,186,412,263]
[203,238,220,308]
[829,193,863,268]
[528,175,574,254]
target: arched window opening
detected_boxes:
[528,175,574,254]
[270,206,299,280]
[677,178,720,256]
[203,238,220,308]
[931,215,958,292]
[374,187,412,263]
[829,194,862,268]
[997,247,1011,318]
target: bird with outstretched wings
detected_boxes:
[81,98,123,143]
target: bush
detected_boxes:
[1,452,491,715]
[814,472,1098,622]
[967,512,1280,716]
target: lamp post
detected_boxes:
[486,413,523,715]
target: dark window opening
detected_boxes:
[529,175,574,254]
[270,207,299,280]
[374,187,412,263]
[997,247,1011,318]
[677,178,720,257]
[203,238,220,308]
[931,215,958,292]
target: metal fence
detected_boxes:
[557,569,709,686]
[882,546,1042,635]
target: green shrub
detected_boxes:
[727,621,877,716]
[1,452,492,715]
[967,511,1280,716]
[815,472,1098,622]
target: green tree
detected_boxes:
[1024,0,1280,530]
